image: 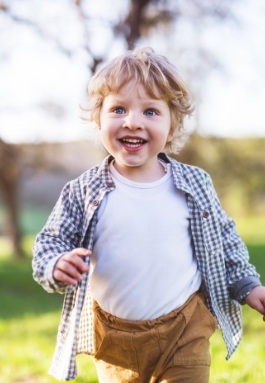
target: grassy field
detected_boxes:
[0,233,265,383]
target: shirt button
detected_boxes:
[203,211,210,218]
[107,182,115,188]
[93,199,99,206]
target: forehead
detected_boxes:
[103,84,168,107]
[109,79,165,101]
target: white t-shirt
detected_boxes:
[90,161,202,320]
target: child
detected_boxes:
[32,47,265,383]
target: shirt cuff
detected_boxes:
[229,276,261,304]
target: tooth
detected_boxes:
[122,138,143,143]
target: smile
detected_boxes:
[119,138,147,147]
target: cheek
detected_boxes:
[98,113,111,132]
[99,123,116,145]
[153,130,172,149]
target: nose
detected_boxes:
[123,112,143,130]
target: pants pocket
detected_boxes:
[174,293,217,366]
[93,311,113,360]
[93,311,139,371]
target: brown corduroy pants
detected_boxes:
[93,291,217,383]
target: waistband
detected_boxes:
[93,290,202,332]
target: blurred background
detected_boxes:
[0,1,264,382]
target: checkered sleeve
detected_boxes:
[206,175,261,296]
[32,180,84,294]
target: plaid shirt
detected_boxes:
[32,153,260,381]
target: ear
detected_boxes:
[167,131,174,143]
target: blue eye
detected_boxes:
[144,109,157,116]
[114,107,125,114]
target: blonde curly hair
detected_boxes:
[85,47,193,154]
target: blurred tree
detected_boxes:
[74,0,238,77]
[0,138,80,258]
[0,139,24,258]
[178,135,265,216]
[1,0,238,74]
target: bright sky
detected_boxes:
[0,0,265,143]
[198,0,265,137]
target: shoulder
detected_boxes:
[60,156,110,203]
[165,155,211,183]
[73,164,101,185]
[177,161,209,177]
[71,156,110,188]
[163,154,218,208]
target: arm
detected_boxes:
[221,214,261,302]
[212,182,265,320]
[32,180,89,293]
[205,174,262,303]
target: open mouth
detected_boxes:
[119,137,147,148]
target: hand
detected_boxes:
[53,248,91,285]
[245,286,265,321]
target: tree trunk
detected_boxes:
[0,139,24,258]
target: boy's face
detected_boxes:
[99,81,172,181]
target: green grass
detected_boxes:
[0,237,98,383]
[236,216,265,245]
[210,305,265,382]
[1,235,265,383]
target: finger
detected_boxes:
[64,255,90,276]
[64,251,90,273]
[53,267,80,285]
[54,258,87,284]
[251,301,265,316]
[53,249,91,284]
[56,258,83,280]
[71,248,92,257]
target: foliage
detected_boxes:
[178,135,265,217]
[1,0,238,73]
[1,233,265,383]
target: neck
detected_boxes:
[112,160,166,183]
